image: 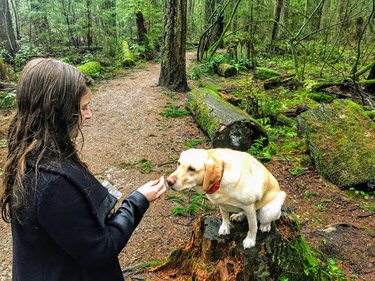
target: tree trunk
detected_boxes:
[366,64,375,94]
[86,0,93,48]
[269,0,284,50]
[148,214,331,280]
[0,0,17,57]
[158,0,189,92]
[136,11,148,43]
[186,87,268,151]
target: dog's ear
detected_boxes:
[203,155,224,192]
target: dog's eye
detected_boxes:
[188,166,196,172]
[177,161,180,167]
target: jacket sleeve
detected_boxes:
[37,174,149,268]
[106,190,149,253]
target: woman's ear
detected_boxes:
[203,156,224,192]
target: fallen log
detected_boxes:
[215,63,237,77]
[186,87,268,151]
[121,41,136,67]
[147,214,336,280]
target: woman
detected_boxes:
[0,58,167,281]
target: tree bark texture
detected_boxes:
[0,0,17,56]
[269,0,284,49]
[136,11,148,43]
[86,0,93,48]
[158,0,189,92]
[186,88,268,151]
[148,214,327,280]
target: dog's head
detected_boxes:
[166,149,224,194]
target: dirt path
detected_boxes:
[79,58,207,267]
[0,54,207,280]
[0,53,374,280]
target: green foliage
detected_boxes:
[12,38,41,70]
[308,92,335,104]
[276,231,346,281]
[289,166,306,177]
[119,158,153,174]
[184,139,206,148]
[138,159,152,174]
[166,191,214,217]
[0,91,16,109]
[160,102,189,118]
[77,61,102,78]
[347,188,371,201]
[304,191,319,200]
[248,137,273,161]
[0,140,8,148]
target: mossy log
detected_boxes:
[121,41,136,67]
[77,61,102,78]
[186,87,268,151]
[215,63,237,77]
[147,214,333,281]
[297,99,375,191]
[253,67,280,80]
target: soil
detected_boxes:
[0,52,374,281]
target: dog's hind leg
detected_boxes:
[258,191,286,232]
[218,207,231,236]
[230,212,246,222]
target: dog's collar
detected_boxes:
[206,161,225,194]
[206,181,220,194]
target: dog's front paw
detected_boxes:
[230,213,246,222]
[218,224,230,236]
[259,223,271,232]
[243,238,256,248]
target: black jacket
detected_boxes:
[11,160,150,281]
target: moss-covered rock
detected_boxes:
[121,41,136,67]
[77,61,102,78]
[297,99,375,190]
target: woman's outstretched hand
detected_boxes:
[137,176,167,202]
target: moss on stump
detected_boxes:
[148,214,339,281]
[297,99,375,191]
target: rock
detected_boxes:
[297,99,375,191]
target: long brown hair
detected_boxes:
[0,58,93,222]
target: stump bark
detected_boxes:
[186,88,268,151]
[148,214,329,281]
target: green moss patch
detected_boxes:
[77,61,102,78]
[297,99,375,190]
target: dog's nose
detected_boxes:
[166,177,175,187]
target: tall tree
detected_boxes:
[158,0,189,92]
[0,0,17,57]
[86,0,93,48]
[269,0,284,49]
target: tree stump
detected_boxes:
[186,88,268,151]
[147,213,330,281]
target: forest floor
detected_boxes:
[0,52,374,281]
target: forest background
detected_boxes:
[1,0,374,83]
[0,0,375,280]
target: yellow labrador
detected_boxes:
[166,148,286,249]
